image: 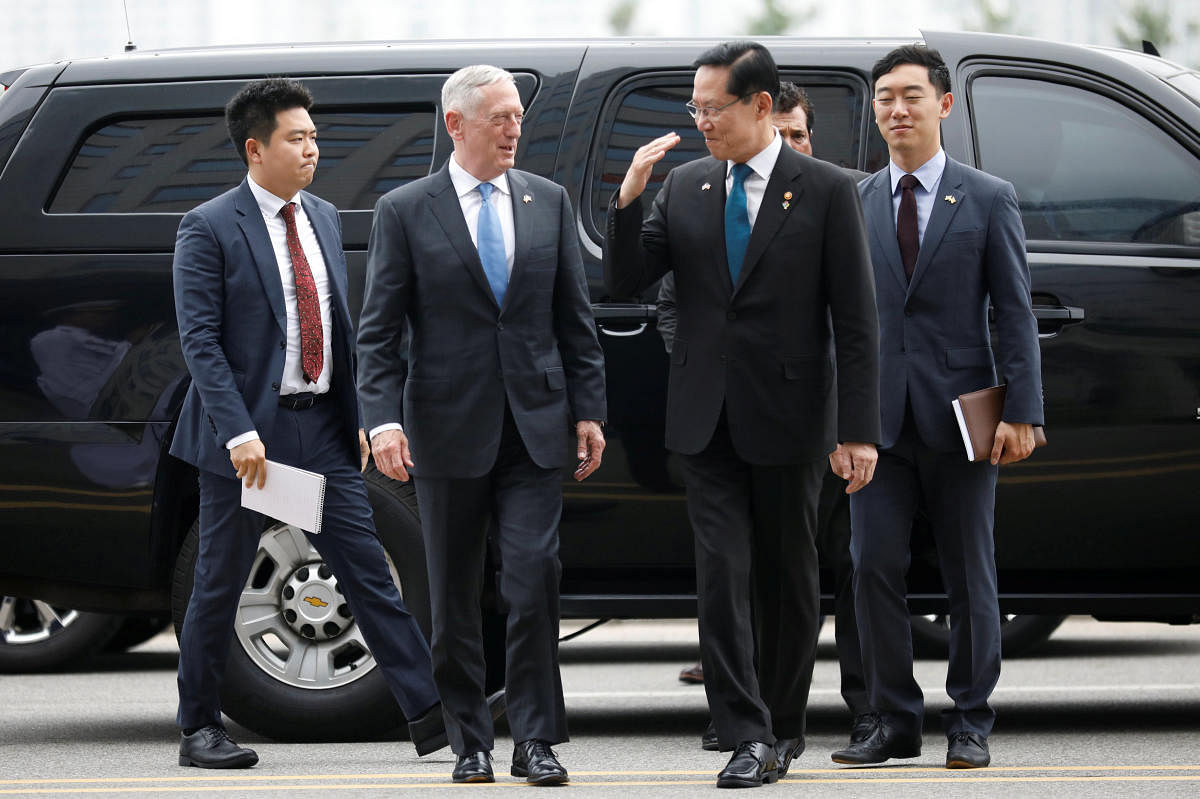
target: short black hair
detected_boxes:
[776,82,814,132]
[693,40,779,104]
[871,44,952,96]
[225,78,314,167]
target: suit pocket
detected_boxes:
[405,378,451,401]
[944,227,984,242]
[545,367,566,391]
[781,354,826,380]
[945,346,994,369]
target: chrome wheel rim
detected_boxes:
[0,596,82,645]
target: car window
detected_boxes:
[49,108,436,214]
[589,79,863,233]
[970,76,1200,246]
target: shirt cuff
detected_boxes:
[369,422,403,441]
[226,430,260,450]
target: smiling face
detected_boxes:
[873,62,953,172]
[773,107,812,156]
[692,64,774,164]
[447,79,523,181]
[246,107,318,199]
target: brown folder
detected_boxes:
[952,384,1047,462]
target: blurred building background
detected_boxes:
[1,0,1196,70]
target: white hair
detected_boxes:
[441,64,516,117]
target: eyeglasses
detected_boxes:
[685,94,749,121]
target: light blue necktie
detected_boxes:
[725,163,753,284]
[476,182,507,306]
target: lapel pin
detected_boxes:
[782,190,793,210]
[702,182,712,191]
[783,191,793,200]
[944,194,957,204]
[522,194,532,204]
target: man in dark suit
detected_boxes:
[663,80,874,753]
[605,42,880,788]
[170,78,446,768]
[830,45,1043,770]
[356,65,607,786]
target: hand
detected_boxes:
[574,420,605,481]
[617,133,681,209]
[371,428,414,482]
[991,421,1035,465]
[359,429,370,473]
[231,439,267,489]
[829,441,878,494]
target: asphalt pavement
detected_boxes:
[2,617,1198,797]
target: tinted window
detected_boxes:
[590,80,862,232]
[50,108,436,214]
[971,77,1200,245]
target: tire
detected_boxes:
[910,613,1067,659]
[171,468,432,741]
[104,615,172,652]
[0,596,123,673]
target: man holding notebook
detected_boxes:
[829,45,1043,770]
[169,78,450,769]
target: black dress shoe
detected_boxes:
[946,731,990,769]
[716,741,778,789]
[850,712,878,745]
[178,725,258,769]
[511,739,568,785]
[452,751,495,783]
[701,720,719,751]
[774,737,805,779]
[830,718,921,765]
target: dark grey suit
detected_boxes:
[357,162,606,754]
[851,156,1043,738]
[606,143,880,748]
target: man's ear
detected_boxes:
[753,91,773,120]
[938,91,955,119]
[244,138,263,165]
[444,109,465,141]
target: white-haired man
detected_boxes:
[357,64,607,785]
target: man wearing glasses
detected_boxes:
[604,42,880,788]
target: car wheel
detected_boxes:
[171,468,432,741]
[910,613,1067,659]
[0,596,123,673]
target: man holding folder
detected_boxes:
[169,78,446,768]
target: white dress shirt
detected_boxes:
[725,130,783,228]
[369,157,517,442]
[888,148,947,245]
[227,176,334,450]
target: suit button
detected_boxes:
[279,340,285,350]
[497,322,504,330]
[272,382,280,391]
[726,311,737,321]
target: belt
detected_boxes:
[278,391,329,410]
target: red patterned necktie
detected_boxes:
[897,173,920,281]
[280,202,323,384]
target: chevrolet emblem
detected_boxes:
[302,596,329,608]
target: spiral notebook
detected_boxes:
[240,460,326,534]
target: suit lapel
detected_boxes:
[734,148,803,296]
[862,170,907,293]
[908,158,965,294]
[700,159,734,294]
[234,180,287,336]
[428,164,500,310]
[301,192,350,320]
[505,169,533,313]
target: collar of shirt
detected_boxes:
[449,154,511,200]
[888,148,946,197]
[246,174,301,220]
[725,131,782,228]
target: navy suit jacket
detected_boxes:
[356,163,607,479]
[169,179,362,477]
[859,156,1043,453]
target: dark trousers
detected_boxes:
[849,410,1000,738]
[679,411,825,750]
[176,399,439,730]
[816,472,870,717]
[414,406,566,755]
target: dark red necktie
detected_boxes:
[280,202,323,384]
[897,173,920,281]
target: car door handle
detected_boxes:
[592,303,656,336]
[1032,304,1084,337]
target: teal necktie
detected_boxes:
[476,182,507,306]
[725,163,753,284]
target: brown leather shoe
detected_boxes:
[679,662,704,684]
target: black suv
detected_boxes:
[2,32,1198,740]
